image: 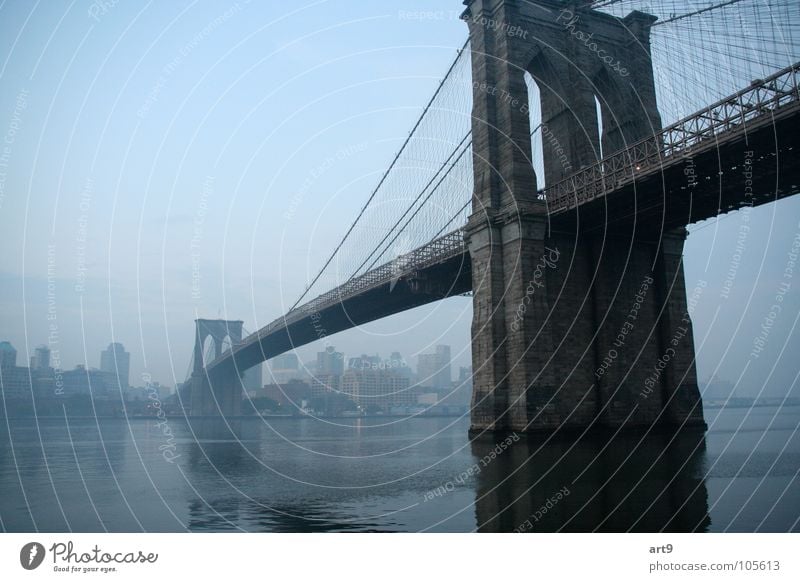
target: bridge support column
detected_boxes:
[189,372,212,416]
[465,0,540,432]
[468,210,566,431]
[464,0,704,434]
[469,217,606,433]
[189,371,242,417]
[222,375,242,417]
[469,223,706,434]
[588,228,705,430]
[654,229,705,428]
[467,216,509,431]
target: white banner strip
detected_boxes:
[0,533,797,580]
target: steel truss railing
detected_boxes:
[210,230,466,367]
[543,61,800,213]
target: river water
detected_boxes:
[1,406,798,532]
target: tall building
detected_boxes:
[341,368,416,412]
[62,365,114,397]
[416,345,451,391]
[416,353,437,389]
[435,345,451,390]
[0,341,17,370]
[317,346,344,376]
[383,351,413,380]
[0,342,32,400]
[100,342,130,391]
[30,345,51,370]
[449,365,473,407]
[30,346,55,399]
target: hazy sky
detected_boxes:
[0,0,797,398]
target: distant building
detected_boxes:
[311,373,341,399]
[31,367,55,399]
[417,354,436,388]
[344,351,412,375]
[0,341,17,370]
[341,368,416,412]
[262,380,311,410]
[309,374,353,415]
[418,392,438,405]
[0,365,32,399]
[0,342,33,400]
[0,343,56,400]
[100,343,130,391]
[125,382,170,401]
[458,366,471,382]
[447,366,473,407]
[416,345,451,391]
[30,345,51,370]
[388,351,413,379]
[62,365,115,397]
[434,345,451,389]
[317,346,344,376]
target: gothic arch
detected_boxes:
[193,319,244,373]
[201,335,216,366]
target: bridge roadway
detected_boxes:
[204,62,800,383]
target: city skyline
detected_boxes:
[0,334,459,394]
[1,331,471,420]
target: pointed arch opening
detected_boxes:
[524,71,545,191]
[594,94,605,161]
[201,335,215,366]
[592,65,628,158]
[220,335,234,355]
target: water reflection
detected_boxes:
[185,417,255,442]
[472,429,710,532]
[5,410,795,532]
[185,497,391,532]
[185,418,263,475]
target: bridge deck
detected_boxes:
[544,61,800,227]
[206,231,470,377]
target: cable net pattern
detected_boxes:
[284,0,798,328]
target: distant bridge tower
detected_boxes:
[190,319,244,416]
[463,0,705,432]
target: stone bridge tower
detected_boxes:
[189,319,244,416]
[462,0,705,433]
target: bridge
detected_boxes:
[185,0,800,434]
